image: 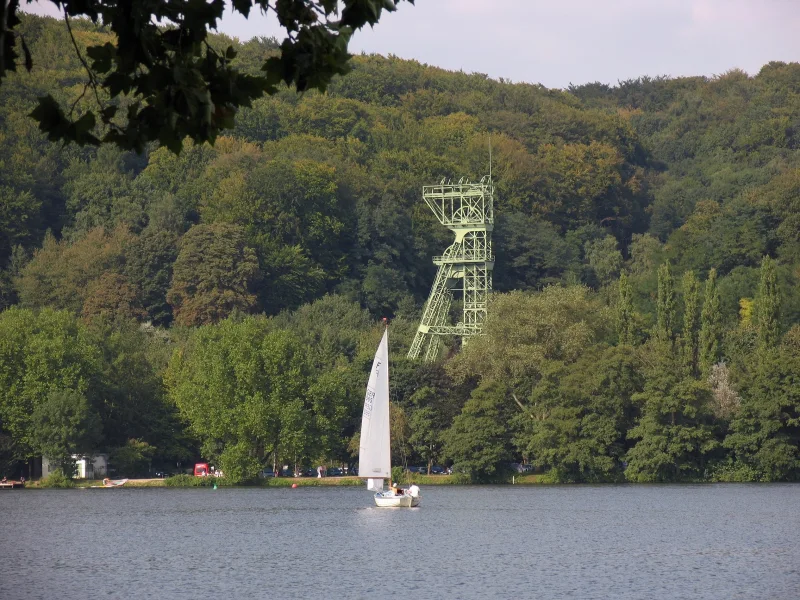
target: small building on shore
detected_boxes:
[42,454,109,479]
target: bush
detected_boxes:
[391,466,404,484]
[258,476,359,487]
[218,443,261,484]
[708,461,763,482]
[536,470,568,484]
[444,472,470,485]
[402,472,468,485]
[39,469,76,488]
[165,474,219,487]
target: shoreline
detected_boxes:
[18,475,798,488]
[24,473,545,488]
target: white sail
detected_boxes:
[358,329,391,489]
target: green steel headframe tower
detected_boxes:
[408,176,495,361]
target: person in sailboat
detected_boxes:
[359,324,421,507]
[408,483,420,499]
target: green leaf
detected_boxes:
[230,0,253,17]
[86,42,115,73]
[70,111,101,146]
[100,105,118,122]
[29,95,69,140]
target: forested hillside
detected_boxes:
[1,15,799,483]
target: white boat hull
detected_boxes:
[374,493,421,508]
[90,478,129,488]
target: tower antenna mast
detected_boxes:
[489,136,492,181]
[407,173,495,361]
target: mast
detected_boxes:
[489,136,492,182]
[384,317,390,490]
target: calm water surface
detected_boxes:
[1,484,798,599]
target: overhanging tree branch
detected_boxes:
[3,0,414,153]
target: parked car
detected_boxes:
[430,465,445,475]
[259,468,275,478]
[327,467,343,476]
[508,463,535,473]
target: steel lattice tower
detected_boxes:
[408,176,494,361]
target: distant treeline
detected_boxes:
[0,15,798,482]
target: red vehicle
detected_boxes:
[194,463,210,477]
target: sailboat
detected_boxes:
[358,324,421,508]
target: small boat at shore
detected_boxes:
[99,479,128,487]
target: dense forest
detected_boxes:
[1,15,799,483]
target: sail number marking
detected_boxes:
[363,389,375,418]
[363,360,382,419]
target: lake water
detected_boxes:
[1,484,798,599]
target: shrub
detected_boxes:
[444,472,470,485]
[536,470,567,484]
[165,474,216,487]
[39,469,76,488]
[218,443,261,484]
[708,461,762,482]
[391,466,404,484]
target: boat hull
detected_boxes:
[374,493,421,508]
[90,478,129,488]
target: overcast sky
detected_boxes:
[25,0,800,89]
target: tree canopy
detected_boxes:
[1,16,800,482]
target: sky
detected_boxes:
[24,0,800,89]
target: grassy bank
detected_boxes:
[260,474,480,487]
[26,477,167,488]
[254,473,542,486]
[162,474,474,487]
[512,473,544,484]
[25,473,546,489]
